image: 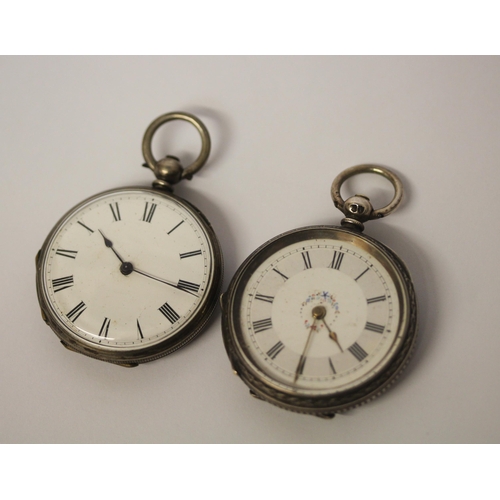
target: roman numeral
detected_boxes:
[252,318,273,333]
[179,249,202,259]
[329,358,336,374]
[367,295,386,304]
[167,220,184,234]
[142,202,157,223]
[99,317,111,337]
[348,342,368,362]
[52,275,74,293]
[329,251,344,270]
[55,249,78,259]
[177,280,200,294]
[266,341,285,360]
[66,301,87,322]
[365,322,385,334]
[109,202,121,221]
[255,293,274,303]
[355,268,369,281]
[159,302,180,324]
[272,268,288,281]
[137,319,144,339]
[302,250,312,269]
[77,221,94,234]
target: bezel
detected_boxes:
[221,225,417,416]
[36,186,223,366]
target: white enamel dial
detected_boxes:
[234,231,405,397]
[39,188,218,355]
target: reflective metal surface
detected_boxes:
[222,165,416,417]
[221,225,417,417]
[36,187,223,366]
[331,164,403,225]
[142,111,211,187]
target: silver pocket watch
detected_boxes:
[36,112,223,367]
[221,165,417,417]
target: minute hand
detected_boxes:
[132,267,199,297]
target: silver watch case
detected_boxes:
[36,186,223,367]
[221,225,417,417]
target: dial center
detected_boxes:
[272,267,368,357]
[311,305,326,319]
[300,289,339,330]
[120,261,134,276]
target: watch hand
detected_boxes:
[322,317,343,352]
[98,230,197,297]
[98,230,125,263]
[294,306,325,384]
[132,267,199,298]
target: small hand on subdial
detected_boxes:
[98,230,199,297]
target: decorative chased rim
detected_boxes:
[36,187,223,366]
[221,225,417,416]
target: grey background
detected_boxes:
[1,56,499,443]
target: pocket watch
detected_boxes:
[36,112,223,367]
[221,165,417,417]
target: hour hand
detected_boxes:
[98,230,124,263]
[322,319,343,352]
